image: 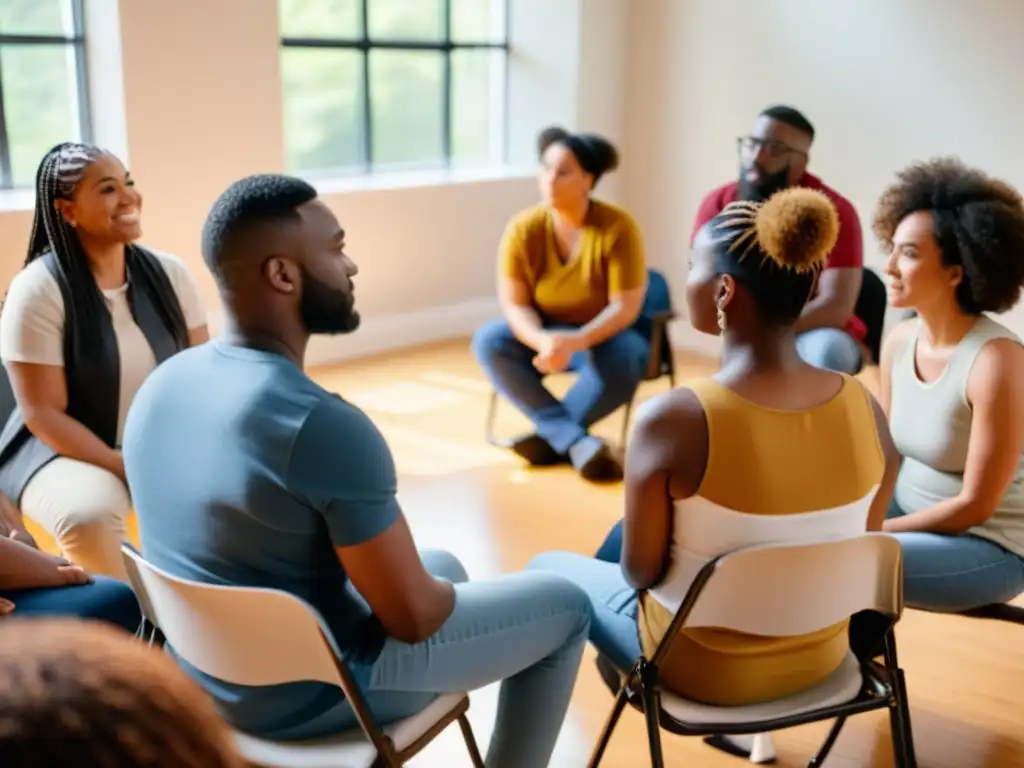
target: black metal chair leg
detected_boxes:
[638,662,665,768]
[458,713,486,768]
[808,716,847,767]
[891,669,917,767]
[587,684,631,768]
[620,398,634,448]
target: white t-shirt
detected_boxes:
[0,250,207,445]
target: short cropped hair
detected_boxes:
[873,157,1024,315]
[760,105,815,140]
[201,173,318,278]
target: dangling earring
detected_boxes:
[716,306,727,332]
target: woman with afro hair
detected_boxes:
[531,187,899,759]
[876,157,1024,613]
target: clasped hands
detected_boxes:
[533,331,587,375]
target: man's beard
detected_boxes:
[737,164,792,202]
[300,268,360,335]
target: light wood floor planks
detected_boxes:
[26,338,1024,767]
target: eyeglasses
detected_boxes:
[736,136,807,160]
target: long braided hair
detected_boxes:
[27,142,189,372]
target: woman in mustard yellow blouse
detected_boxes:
[471,127,648,481]
[530,188,900,761]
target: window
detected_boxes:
[279,0,508,177]
[0,0,89,190]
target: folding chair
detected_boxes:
[121,543,163,647]
[121,545,485,768]
[588,534,916,768]
[485,268,676,449]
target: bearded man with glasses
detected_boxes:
[691,105,868,374]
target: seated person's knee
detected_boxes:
[470,319,515,360]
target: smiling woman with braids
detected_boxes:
[531,187,899,759]
[0,143,209,581]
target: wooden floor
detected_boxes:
[26,338,1024,766]
[304,339,1024,768]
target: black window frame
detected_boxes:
[0,0,91,190]
[280,0,510,174]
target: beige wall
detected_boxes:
[623,0,1024,353]
[0,0,626,364]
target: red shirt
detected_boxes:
[691,173,866,342]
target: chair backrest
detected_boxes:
[636,269,675,379]
[854,267,887,364]
[121,544,161,630]
[674,534,903,639]
[642,269,673,319]
[120,546,350,690]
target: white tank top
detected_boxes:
[890,316,1024,557]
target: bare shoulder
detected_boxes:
[970,335,1024,399]
[633,386,706,436]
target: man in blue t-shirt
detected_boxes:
[122,174,592,766]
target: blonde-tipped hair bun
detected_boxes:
[755,187,840,272]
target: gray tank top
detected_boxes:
[890,316,1024,557]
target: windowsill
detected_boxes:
[305,164,535,197]
[0,188,36,214]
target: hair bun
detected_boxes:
[755,188,839,272]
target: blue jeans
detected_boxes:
[796,328,862,374]
[595,519,625,564]
[275,551,592,768]
[0,575,141,633]
[887,500,1024,612]
[528,552,641,674]
[471,320,649,453]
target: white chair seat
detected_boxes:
[659,651,863,726]
[234,692,468,768]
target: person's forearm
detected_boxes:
[503,304,547,351]
[25,408,123,479]
[0,537,66,590]
[578,302,641,348]
[883,495,990,535]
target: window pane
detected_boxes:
[451,49,503,166]
[368,0,444,42]
[451,0,505,43]
[279,0,361,40]
[2,44,82,188]
[281,48,364,174]
[0,0,75,37]
[369,50,444,167]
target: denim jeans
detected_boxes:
[887,500,1024,612]
[795,327,863,374]
[0,575,141,633]
[471,320,649,454]
[527,551,641,674]
[272,550,592,768]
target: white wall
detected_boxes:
[0,0,628,365]
[623,0,1024,353]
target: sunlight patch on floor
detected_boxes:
[375,422,515,475]
[347,381,470,415]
